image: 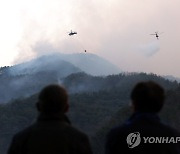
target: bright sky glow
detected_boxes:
[0,0,180,77]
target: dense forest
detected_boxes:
[0,71,180,154]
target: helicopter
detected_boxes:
[67,30,87,53]
[68,30,77,36]
[150,31,163,40]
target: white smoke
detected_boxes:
[138,41,160,57]
[4,0,180,77]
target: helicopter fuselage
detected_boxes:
[69,32,77,36]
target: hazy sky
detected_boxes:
[0,0,180,77]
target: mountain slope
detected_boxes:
[0,53,121,103]
[7,56,81,77]
[0,73,180,154]
[5,53,120,76]
[49,53,121,76]
[0,57,82,103]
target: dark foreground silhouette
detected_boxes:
[106,81,180,154]
[8,84,92,154]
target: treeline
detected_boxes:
[0,72,180,154]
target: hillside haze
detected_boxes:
[0,53,120,103]
[0,72,180,154]
[8,53,121,76]
[0,52,180,154]
[0,54,180,154]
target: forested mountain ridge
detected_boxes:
[1,53,120,77]
[0,72,180,154]
[0,53,120,103]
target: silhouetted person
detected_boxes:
[8,84,93,154]
[105,81,180,154]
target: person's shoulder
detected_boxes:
[9,123,36,149]
[159,122,180,136]
[12,123,36,140]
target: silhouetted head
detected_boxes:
[131,81,165,113]
[37,84,69,115]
